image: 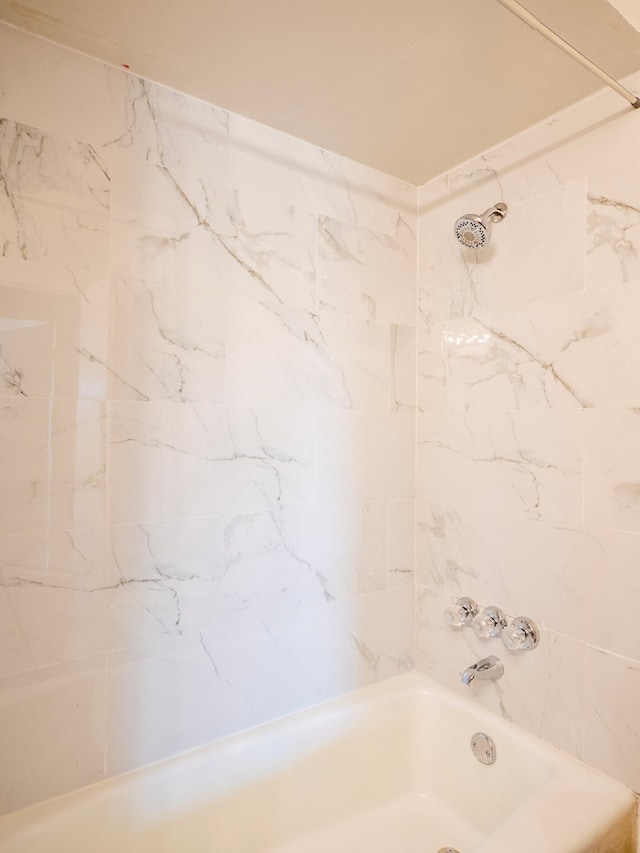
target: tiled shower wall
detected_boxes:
[5,15,640,817]
[416,74,640,793]
[0,25,416,813]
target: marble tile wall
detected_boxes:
[4,14,640,819]
[415,69,640,793]
[0,25,416,813]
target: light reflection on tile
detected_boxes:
[0,398,106,535]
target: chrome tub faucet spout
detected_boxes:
[461,655,504,686]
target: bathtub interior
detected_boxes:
[0,674,634,853]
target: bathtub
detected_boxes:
[0,672,635,853]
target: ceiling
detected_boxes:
[1,0,640,184]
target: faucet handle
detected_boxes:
[444,596,479,628]
[472,606,507,638]
[502,616,539,651]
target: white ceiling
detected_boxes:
[1,0,640,184]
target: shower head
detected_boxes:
[454,202,508,249]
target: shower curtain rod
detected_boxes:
[495,0,640,109]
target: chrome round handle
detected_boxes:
[472,606,507,638]
[501,617,539,651]
[444,596,479,628]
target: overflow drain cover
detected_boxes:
[470,731,496,765]
[438,848,460,853]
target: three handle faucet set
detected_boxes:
[444,597,539,685]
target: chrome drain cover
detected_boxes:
[471,731,496,765]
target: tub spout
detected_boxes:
[461,655,504,686]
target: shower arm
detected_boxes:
[494,0,640,109]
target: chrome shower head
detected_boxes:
[454,202,508,249]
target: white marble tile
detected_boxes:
[225,296,391,410]
[420,182,586,324]
[509,284,640,410]
[0,527,116,675]
[0,262,229,404]
[0,118,110,270]
[444,284,640,411]
[109,153,317,307]
[228,112,417,236]
[105,77,230,181]
[106,631,254,774]
[578,527,640,661]
[211,511,327,624]
[316,585,414,702]
[109,402,314,525]
[390,324,416,411]
[1,516,225,661]
[107,517,226,648]
[0,398,106,535]
[107,277,226,403]
[0,256,104,297]
[587,157,640,290]
[417,176,462,327]
[107,510,333,649]
[317,215,416,325]
[111,513,323,641]
[0,25,417,239]
[442,507,594,640]
[415,586,585,757]
[442,318,522,412]
[0,656,106,815]
[424,502,640,656]
[585,647,640,791]
[485,183,587,316]
[0,286,56,398]
[0,25,129,149]
[387,499,415,587]
[585,408,640,532]
[0,580,111,678]
[312,502,388,599]
[415,501,446,591]
[0,26,230,183]
[315,411,415,505]
[106,610,321,775]
[417,322,447,413]
[538,631,585,760]
[107,503,395,648]
[203,607,322,724]
[417,410,583,525]
[446,73,640,209]
[0,265,111,400]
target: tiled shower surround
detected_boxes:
[417,80,640,794]
[2,23,640,815]
[0,26,416,813]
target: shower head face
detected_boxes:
[454,202,508,249]
[454,215,488,249]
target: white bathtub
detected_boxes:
[0,672,635,853]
